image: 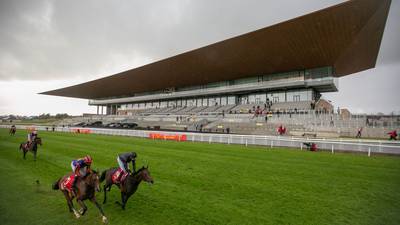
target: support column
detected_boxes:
[101,106,104,115]
[97,106,99,115]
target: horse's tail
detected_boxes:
[19,143,23,151]
[52,178,61,190]
[100,170,107,182]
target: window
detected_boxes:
[168,100,176,107]
[160,101,167,108]
[248,95,256,104]
[227,96,236,105]
[221,97,227,105]
[202,98,208,106]
[273,96,279,103]
[293,95,300,102]
[187,99,195,107]
[240,96,248,104]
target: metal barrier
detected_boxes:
[1,124,400,156]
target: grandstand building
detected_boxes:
[42,0,391,118]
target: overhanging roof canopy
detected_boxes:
[41,0,391,99]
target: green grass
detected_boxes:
[0,128,399,225]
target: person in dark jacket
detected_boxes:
[117,152,137,174]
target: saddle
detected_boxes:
[60,174,75,193]
[112,168,128,184]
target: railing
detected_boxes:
[2,125,399,156]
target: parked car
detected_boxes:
[74,122,88,127]
[106,122,122,128]
[89,121,103,127]
[122,123,138,129]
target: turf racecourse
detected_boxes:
[0,129,399,225]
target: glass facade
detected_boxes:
[115,67,331,112]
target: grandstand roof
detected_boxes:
[41,0,391,99]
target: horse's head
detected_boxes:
[86,170,101,192]
[136,166,154,185]
[34,137,42,146]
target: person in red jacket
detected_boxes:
[70,155,92,195]
[388,130,398,140]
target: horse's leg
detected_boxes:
[121,192,127,210]
[76,199,87,215]
[115,191,127,210]
[63,191,80,218]
[90,197,107,223]
[63,192,73,212]
[23,149,27,159]
[33,149,37,161]
[103,184,108,204]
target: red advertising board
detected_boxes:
[72,128,91,134]
[149,133,187,141]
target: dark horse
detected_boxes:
[52,170,108,223]
[100,166,154,210]
[19,137,42,160]
[9,126,16,135]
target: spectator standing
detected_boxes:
[356,127,363,138]
[388,130,398,140]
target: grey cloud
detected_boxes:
[1,0,347,81]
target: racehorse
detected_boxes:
[19,137,42,160]
[52,170,108,223]
[100,166,153,210]
[9,126,16,135]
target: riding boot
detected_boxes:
[72,176,78,196]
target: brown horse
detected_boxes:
[52,170,108,223]
[19,137,42,160]
[9,126,16,135]
[100,166,153,210]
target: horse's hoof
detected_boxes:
[74,211,81,218]
[102,216,108,224]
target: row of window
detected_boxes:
[122,67,332,98]
[119,90,315,110]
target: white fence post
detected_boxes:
[331,145,334,154]
[368,147,371,157]
[245,139,248,147]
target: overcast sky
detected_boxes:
[0,0,399,116]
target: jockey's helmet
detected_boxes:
[84,155,92,164]
[33,130,37,134]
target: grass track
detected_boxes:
[0,128,399,225]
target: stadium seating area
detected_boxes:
[119,101,312,116]
[56,100,399,138]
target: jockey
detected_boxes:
[71,155,92,194]
[27,130,38,146]
[117,152,137,175]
